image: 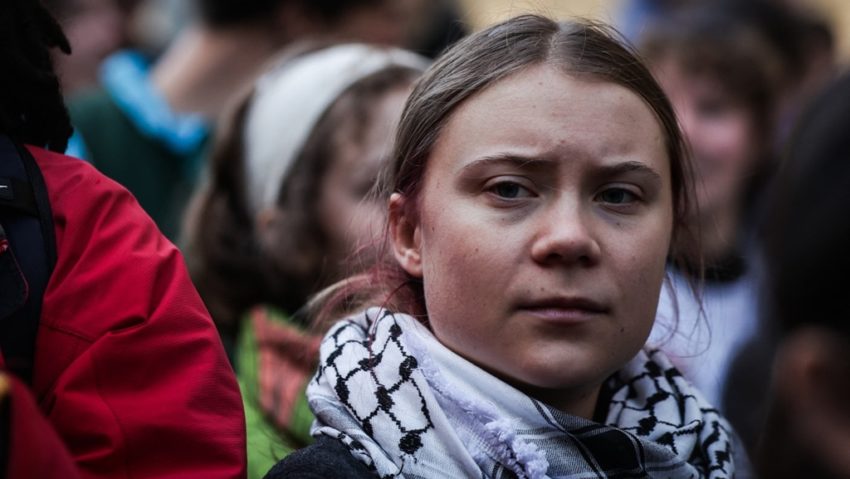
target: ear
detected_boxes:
[774,327,850,476]
[388,193,422,278]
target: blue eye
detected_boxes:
[487,180,534,200]
[598,188,637,204]
[493,182,521,198]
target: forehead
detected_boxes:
[429,64,668,175]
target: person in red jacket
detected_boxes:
[0,1,246,477]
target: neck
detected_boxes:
[150,24,286,121]
[513,381,602,420]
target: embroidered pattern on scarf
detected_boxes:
[307,308,736,478]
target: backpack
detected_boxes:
[0,135,57,384]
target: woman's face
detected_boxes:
[653,58,760,219]
[391,65,674,417]
[316,85,411,271]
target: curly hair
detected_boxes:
[0,0,73,152]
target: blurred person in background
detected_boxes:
[67,0,425,240]
[620,0,837,146]
[637,1,839,457]
[183,43,426,478]
[731,0,838,147]
[637,3,786,457]
[43,0,142,96]
[754,71,850,479]
[1,0,245,477]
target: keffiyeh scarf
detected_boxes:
[308,308,736,478]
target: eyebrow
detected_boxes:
[596,161,663,183]
[460,155,663,183]
[459,154,558,174]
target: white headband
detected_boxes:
[243,44,428,216]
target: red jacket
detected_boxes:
[4,146,246,478]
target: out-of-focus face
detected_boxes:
[653,58,760,219]
[316,85,410,273]
[54,0,129,95]
[391,64,674,417]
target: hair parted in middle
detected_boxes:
[315,13,696,326]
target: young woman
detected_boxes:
[268,14,739,479]
[637,5,786,450]
[184,43,426,478]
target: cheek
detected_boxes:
[417,205,512,337]
[420,222,480,308]
[612,218,672,328]
[317,174,363,251]
[700,116,759,169]
[316,180,342,234]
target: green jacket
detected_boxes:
[66,51,209,240]
[236,307,318,479]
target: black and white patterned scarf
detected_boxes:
[308,308,736,478]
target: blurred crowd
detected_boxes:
[2,0,849,478]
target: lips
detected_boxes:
[516,296,609,323]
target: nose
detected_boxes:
[530,200,601,267]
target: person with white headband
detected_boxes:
[183,43,427,479]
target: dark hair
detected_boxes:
[42,0,139,17]
[639,5,784,154]
[0,0,73,152]
[750,71,850,479]
[185,57,419,338]
[720,0,833,89]
[195,0,383,29]
[316,14,694,325]
[763,72,850,337]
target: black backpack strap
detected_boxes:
[0,136,57,384]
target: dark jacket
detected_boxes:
[265,436,375,479]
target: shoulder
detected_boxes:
[26,145,126,201]
[27,145,204,340]
[25,146,246,476]
[264,436,375,479]
[26,145,162,265]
